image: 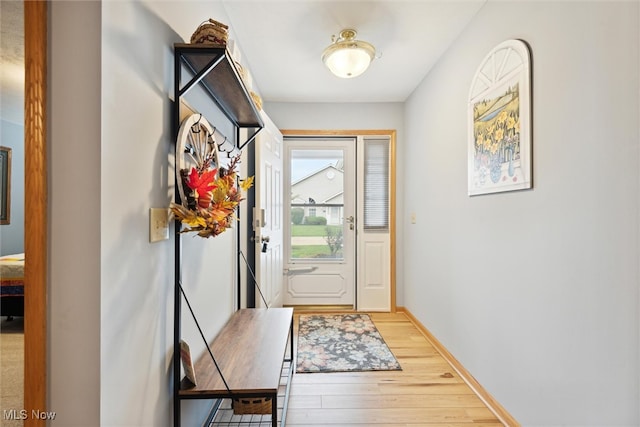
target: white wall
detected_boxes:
[50,2,101,425]
[403,1,639,426]
[50,1,246,426]
[0,119,24,255]
[49,1,639,425]
[0,1,24,256]
[266,101,406,306]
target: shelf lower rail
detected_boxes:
[204,360,293,427]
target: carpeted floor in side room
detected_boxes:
[1,317,24,427]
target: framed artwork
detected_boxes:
[0,146,11,224]
[179,340,197,386]
[468,39,532,196]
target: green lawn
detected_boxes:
[291,225,344,258]
[291,224,342,236]
[291,245,343,259]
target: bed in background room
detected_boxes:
[0,253,24,318]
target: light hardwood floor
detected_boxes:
[286,312,505,427]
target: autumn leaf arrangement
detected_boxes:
[171,153,254,238]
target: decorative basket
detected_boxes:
[232,396,272,415]
[250,91,263,111]
[235,61,248,82]
[190,19,229,45]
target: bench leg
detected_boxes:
[290,320,294,362]
[272,393,278,427]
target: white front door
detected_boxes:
[253,113,284,308]
[283,137,356,307]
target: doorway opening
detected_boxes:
[281,130,396,312]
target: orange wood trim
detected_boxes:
[281,129,397,313]
[281,129,396,137]
[24,2,48,426]
[397,307,520,427]
[389,130,396,312]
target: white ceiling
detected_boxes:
[221,0,487,103]
[0,0,488,122]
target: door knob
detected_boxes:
[345,216,354,230]
[259,236,270,252]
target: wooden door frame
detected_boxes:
[24,2,47,425]
[281,129,397,312]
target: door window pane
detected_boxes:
[290,149,344,260]
[364,138,390,230]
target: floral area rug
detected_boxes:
[296,314,402,373]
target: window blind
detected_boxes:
[364,138,389,230]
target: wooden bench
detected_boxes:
[180,307,294,426]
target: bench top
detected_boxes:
[180,307,293,397]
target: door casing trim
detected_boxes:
[24,2,48,424]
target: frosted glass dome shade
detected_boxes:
[322,29,376,79]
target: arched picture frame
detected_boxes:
[468,39,532,196]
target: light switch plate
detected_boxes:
[149,208,170,243]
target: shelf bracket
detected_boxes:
[238,126,262,151]
[178,54,225,98]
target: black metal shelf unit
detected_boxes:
[173,43,264,427]
[174,43,264,147]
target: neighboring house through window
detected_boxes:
[291,161,344,224]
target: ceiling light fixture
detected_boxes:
[322,29,376,79]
